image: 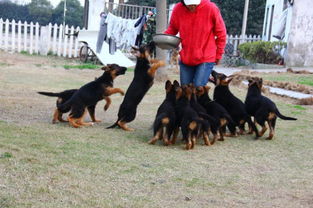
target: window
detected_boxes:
[268,5,275,41]
[264,7,269,36]
[283,0,288,11]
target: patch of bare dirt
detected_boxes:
[230,71,313,95]
[286,68,313,74]
[0,51,80,68]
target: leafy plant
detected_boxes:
[238,41,287,64]
[20,50,29,55]
[0,152,13,158]
[63,64,101,70]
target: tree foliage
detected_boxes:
[27,0,53,25]
[0,1,30,22]
[212,0,266,35]
[0,0,265,34]
[238,41,287,64]
[0,0,83,27]
[126,0,179,7]
[52,0,83,27]
[126,0,266,35]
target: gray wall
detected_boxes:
[286,0,313,67]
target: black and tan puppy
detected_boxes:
[195,85,236,141]
[57,64,127,128]
[209,70,260,138]
[189,85,219,143]
[38,89,78,123]
[175,85,211,150]
[245,77,297,140]
[108,42,165,131]
[38,89,111,124]
[148,80,179,146]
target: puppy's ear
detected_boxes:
[131,46,139,51]
[131,46,140,57]
[211,70,217,76]
[101,66,109,71]
[149,41,156,51]
[173,80,180,87]
[165,80,172,90]
[226,77,233,84]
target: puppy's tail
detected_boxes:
[275,109,297,120]
[37,91,62,97]
[107,120,119,129]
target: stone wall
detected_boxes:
[286,0,313,67]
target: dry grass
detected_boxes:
[1,51,313,208]
[298,97,313,105]
[231,71,313,95]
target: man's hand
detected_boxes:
[215,59,220,65]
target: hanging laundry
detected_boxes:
[134,14,147,47]
[105,13,140,50]
[96,12,108,53]
[96,12,117,55]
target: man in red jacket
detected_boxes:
[164,0,227,87]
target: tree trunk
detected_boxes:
[155,0,169,81]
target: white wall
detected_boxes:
[262,0,292,42]
[286,0,313,66]
[87,0,129,30]
[87,0,105,30]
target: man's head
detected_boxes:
[181,0,201,12]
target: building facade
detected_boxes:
[263,0,313,67]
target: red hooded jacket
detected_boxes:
[164,0,227,66]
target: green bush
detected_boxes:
[238,41,287,64]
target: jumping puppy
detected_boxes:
[245,77,297,140]
[57,64,127,128]
[108,42,165,131]
[148,80,179,145]
[209,70,260,138]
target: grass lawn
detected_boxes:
[255,72,313,87]
[0,51,313,208]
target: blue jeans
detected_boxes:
[179,62,215,87]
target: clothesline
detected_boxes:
[105,12,141,50]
